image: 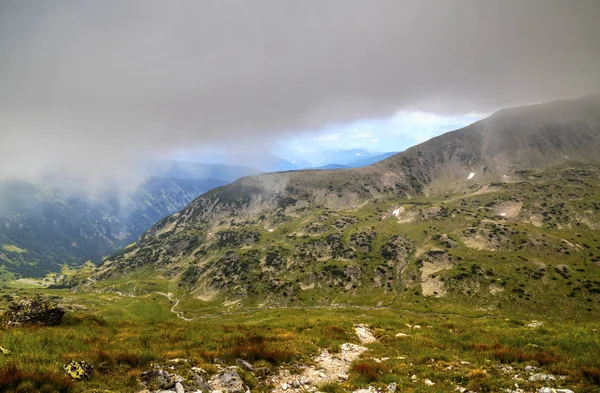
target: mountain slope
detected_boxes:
[81,95,600,314]
[0,177,226,278]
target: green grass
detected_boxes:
[0,287,599,392]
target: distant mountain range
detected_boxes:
[0,160,263,278]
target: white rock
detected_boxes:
[354,324,377,344]
[424,379,435,386]
[281,382,289,390]
[467,172,476,180]
[175,382,184,393]
[529,373,556,382]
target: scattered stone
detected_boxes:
[175,382,184,393]
[538,388,575,393]
[529,373,556,382]
[525,365,539,372]
[2,297,65,326]
[395,333,410,338]
[387,382,397,392]
[352,387,377,393]
[527,320,544,328]
[270,325,373,392]
[424,379,435,386]
[141,365,177,391]
[209,367,246,393]
[236,358,254,372]
[497,364,514,373]
[63,360,93,380]
[354,324,376,344]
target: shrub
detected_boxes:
[351,362,390,383]
[0,362,73,393]
[581,367,600,384]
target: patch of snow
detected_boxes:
[467,172,476,180]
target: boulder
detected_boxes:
[209,367,246,393]
[236,359,254,372]
[63,360,93,380]
[141,365,177,390]
[2,297,65,326]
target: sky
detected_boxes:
[1,0,599,187]
[276,111,486,163]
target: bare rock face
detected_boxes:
[2,297,65,326]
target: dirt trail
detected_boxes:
[156,292,193,321]
[269,324,376,392]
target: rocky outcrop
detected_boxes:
[63,360,93,380]
[2,297,65,326]
[139,362,246,393]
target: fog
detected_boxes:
[1,0,599,189]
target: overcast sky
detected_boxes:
[1,0,599,185]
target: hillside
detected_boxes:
[73,95,600,318]
[0,177,226,278]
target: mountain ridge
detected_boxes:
[71,95,600,315]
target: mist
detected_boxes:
[1,0,599,189]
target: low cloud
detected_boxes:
[1,0,599,186]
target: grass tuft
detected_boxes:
[0,362,74,393]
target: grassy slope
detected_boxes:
[0,287,598,392]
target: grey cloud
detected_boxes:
[1,0,599,184]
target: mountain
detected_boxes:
[145,160,261,182]
[178,153,299,173]
[0,177,227,278]
[76,95,600,315]
[346,151,399,167]
[312,164,352,170]
[307,149,387,167]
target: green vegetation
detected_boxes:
[0,288,598,392]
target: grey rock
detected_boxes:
[236,358,254,372]
[387,382,397,393]
[525,365,539,372]
[2,297,65,326]
[175,382,185,393]
[209,367,246,393]
[529,373,556,382]
[141,366,176,390]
